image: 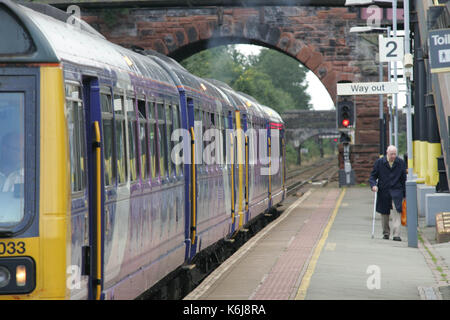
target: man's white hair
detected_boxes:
[386,145,397,153]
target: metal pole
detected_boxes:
[403,0,417,248]
[393,0,398,150]
[387,27,392,147]
[404,0,412,179]
[379,61,384,156]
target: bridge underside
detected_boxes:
[31,0,402,9]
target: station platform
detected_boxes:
[184,184,448,300]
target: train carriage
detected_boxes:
[0,0,285,300]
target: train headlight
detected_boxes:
[0,257,35,294]
[0,266,11,288]
[16,265,26,287]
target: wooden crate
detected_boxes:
[436,212,450,243]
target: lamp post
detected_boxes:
[346,0,399,152]
[350,26,391,157]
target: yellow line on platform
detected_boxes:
[295,188,347,300]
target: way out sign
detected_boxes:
[337,82,399,96]
[379,36,404,62]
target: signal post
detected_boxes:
[336,82,398,187]
[336,98,356,186]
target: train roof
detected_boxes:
[141,49,229,106]
[0,0,177,90]
[0,0,284,125]
[260,105,284,124]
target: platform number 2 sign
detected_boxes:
[379,36,404,62]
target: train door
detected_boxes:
[242,114,249,224]
[186,98,198,259]
[267,120,272,209]
[235,111,244,229]
[82,77,104,300]
[227,111,236,233]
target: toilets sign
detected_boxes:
[337,82,399,96]
[429,29,450,73]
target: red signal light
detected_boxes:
[342,119,350,127]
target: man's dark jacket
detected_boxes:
[368,156,406,215]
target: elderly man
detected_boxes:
[369,145,406,241]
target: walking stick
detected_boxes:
[371,192,377,239]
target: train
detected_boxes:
[0,0,286,299]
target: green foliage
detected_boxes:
[180,46,244,85]
[252,49,311,109]
[285,143,298,167]
[285,138,338,168]
[180,45,311,113]
[398,132,406,157]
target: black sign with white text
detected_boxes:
[429,29,450,73]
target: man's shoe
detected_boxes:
[383,235,389,239]
[393,236,401,241]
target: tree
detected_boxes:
[180,46,246,85]
[233,68,296,113]
[253,49,311,110]
[180,45,311,112]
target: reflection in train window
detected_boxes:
[127,98,138,182]
[114,94,127,184]
[100,92,115,187]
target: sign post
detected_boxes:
[336,81,399,187]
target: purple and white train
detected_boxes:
[0,0,286,299]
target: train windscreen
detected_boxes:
[0,93,25,226]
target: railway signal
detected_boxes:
[337,99,354,129]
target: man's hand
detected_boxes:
[372,186,378,192]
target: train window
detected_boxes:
[138,100,149,181]
[164,104,172,177]
[100,93,115,187]
[114,94,127,184]
[0,92,25,225]
[127,98,138,182]
[203,111,208,165]
[148,100,155,120]
[221,112,226,166]
[165,105,173,177]
[148,101,157,179]
[65,84,86,193]
[156,102,166,177]
[195,108,203,166]
[172,104,182,176]
[194,108,199,122]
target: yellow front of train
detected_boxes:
[0,0,70,299]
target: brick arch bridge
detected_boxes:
[77,5,401,183]
[281,110,338,146]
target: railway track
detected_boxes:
[286,156,339,196]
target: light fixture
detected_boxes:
[345,0,374,6]
[404,53,413,79]
[16,265,26,287]
[349,26,390,33]
[0,266,10,288]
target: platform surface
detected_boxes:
[184,185,441,300]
